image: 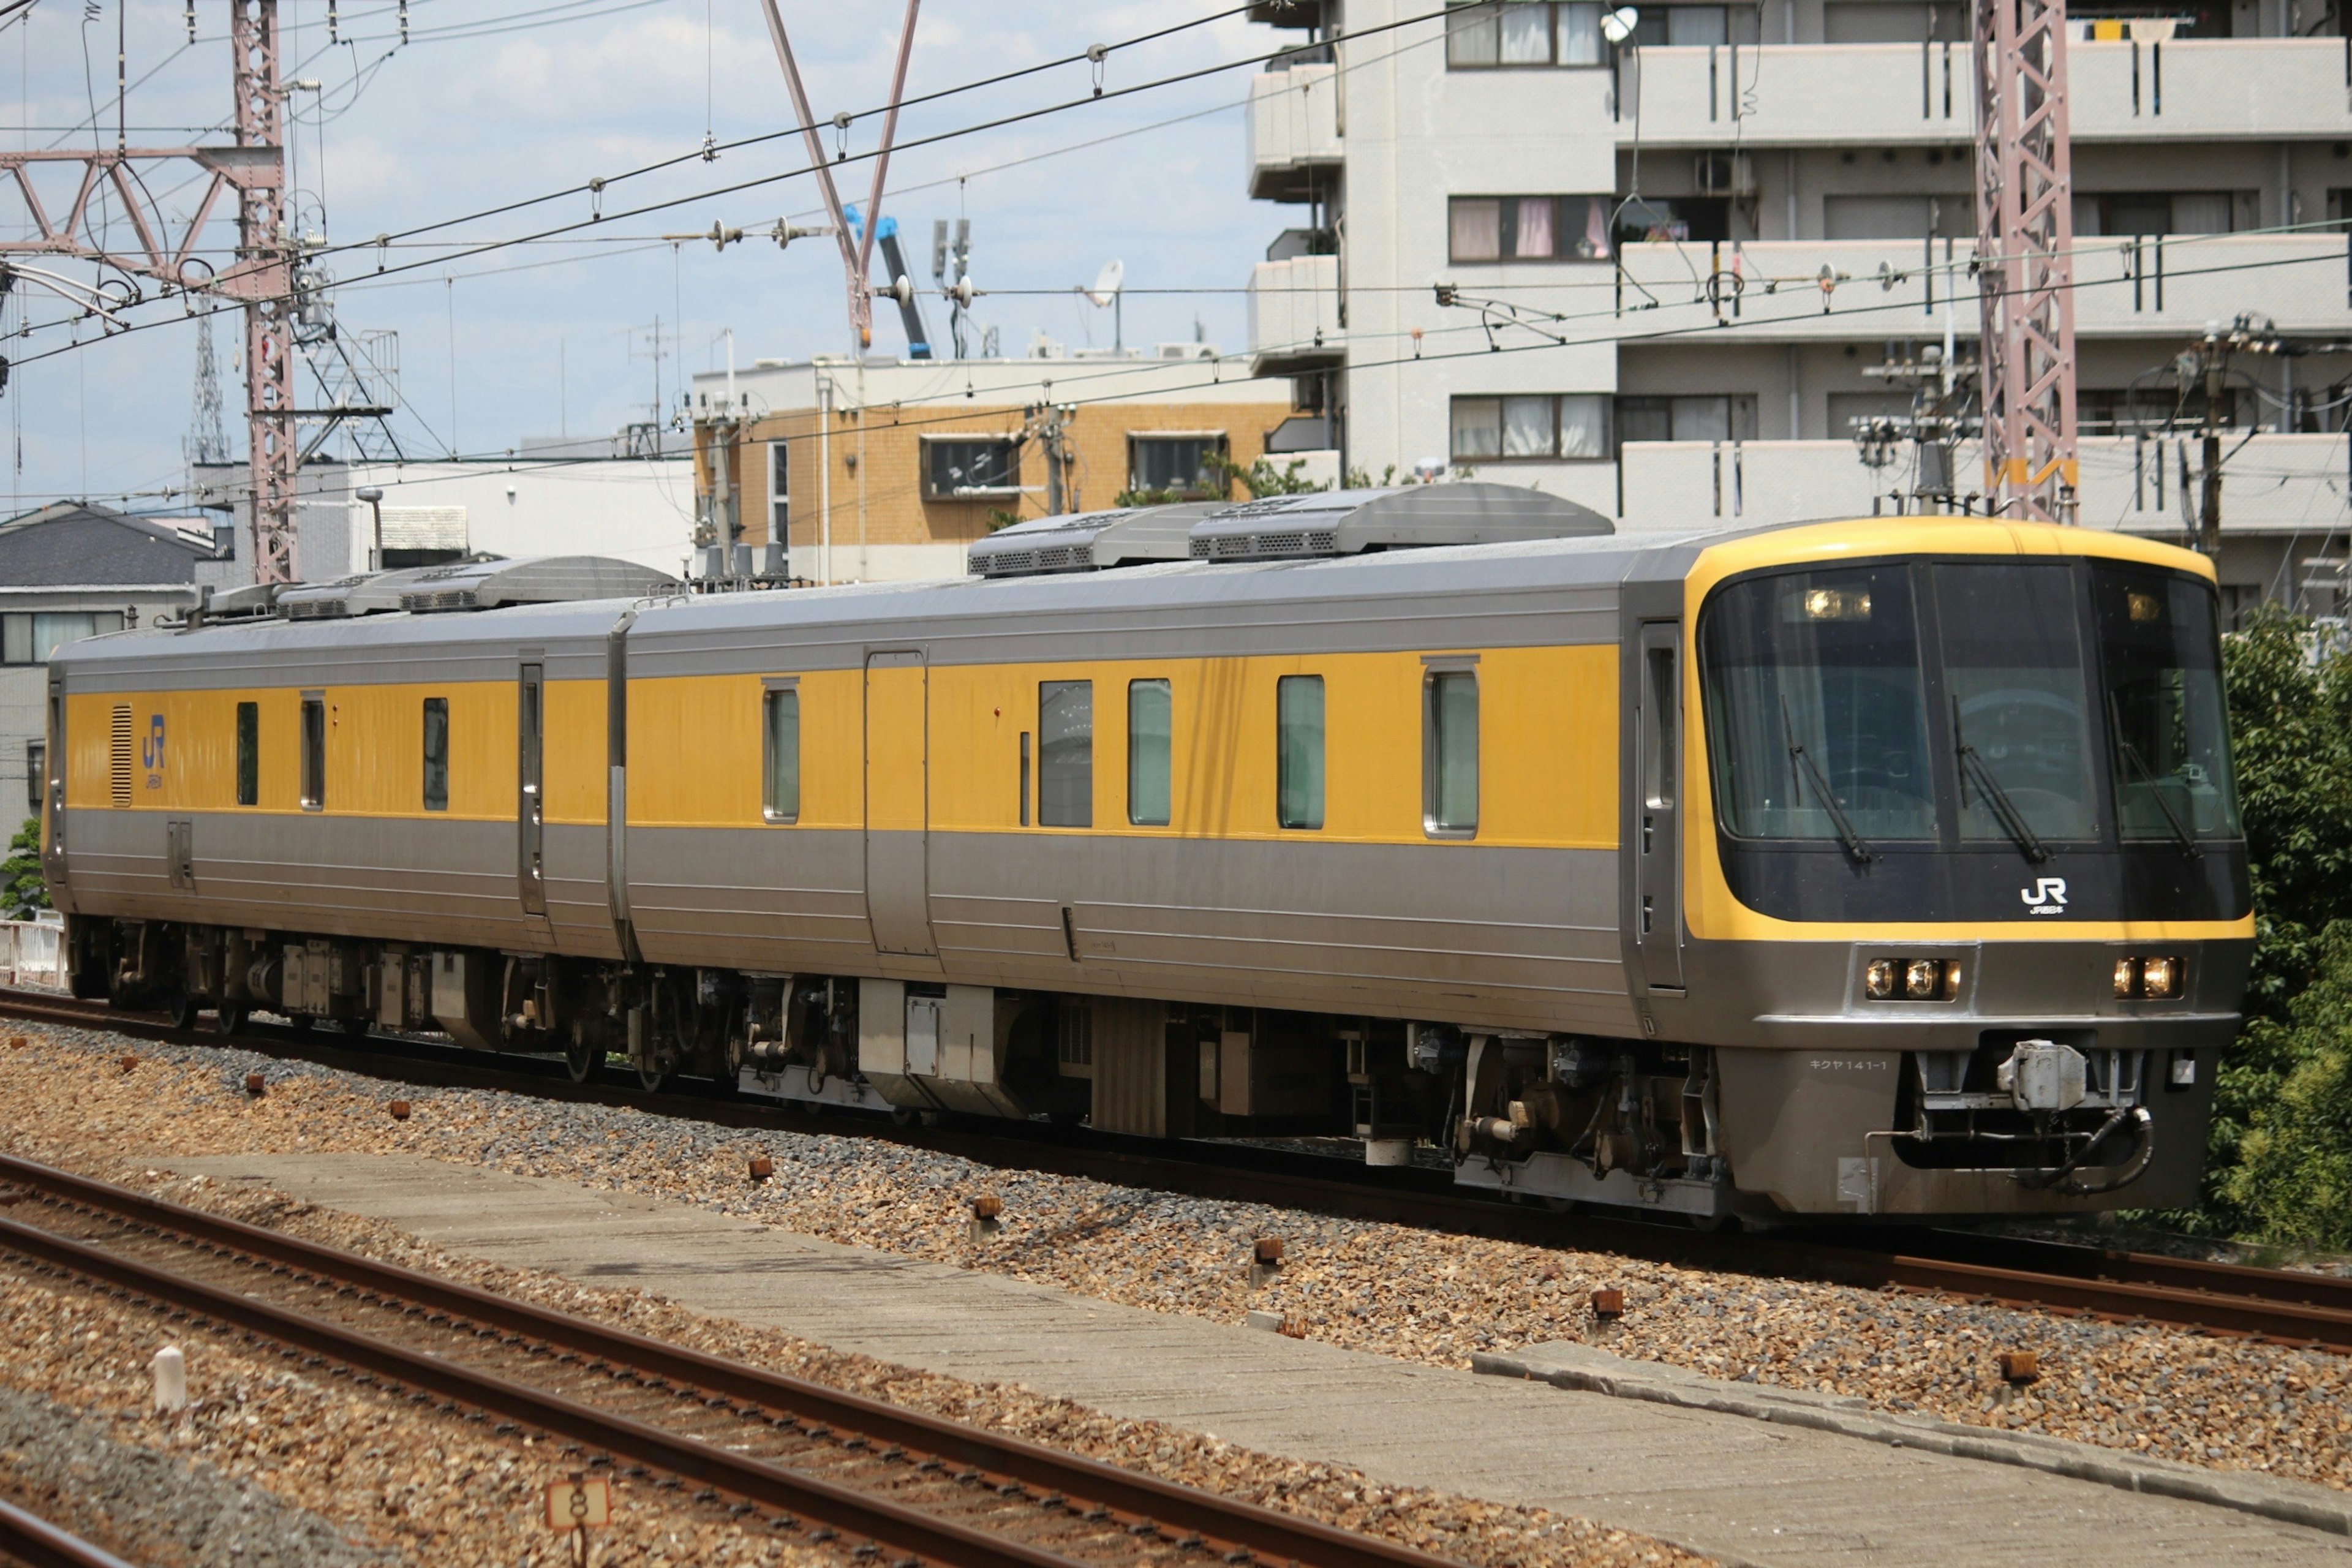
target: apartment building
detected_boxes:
[1246,0,2352,614]
[687,354,1302,583]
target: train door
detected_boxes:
[40,673,64,897]
[864,649,937,957]
[1634,622,1685,992]
[518,660,551,927]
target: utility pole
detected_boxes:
[2198,326,2225,557]
[1023,401,1075,514]
[0,0,296,579]
[1973,0,2078,524]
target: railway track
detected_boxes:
[10,985,2352,1354]
[0,1497,140,1568]
[0,1151,1461,1568]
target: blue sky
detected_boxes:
[0,0,1275,511]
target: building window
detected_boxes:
[1446,2,1610,67]
[1128,434,1229,499]
[1449,195,1614,262]
[1276,675,1325,831]
[1630,2,1762,44]
[1425,671,1480,835]
[1822,194,1973,241]
[23,741,40,815]
[763,685,800,822]
[1128,679,1172,826]
[767,440,790,538]
[923,436,1022,500]
[235,702,258,807]
[300,695,325,811]
[2079,190,2252,237]
[1,610,127,665]
[1616,394,1760,445]
[422,698,450,812]
[1450,394,1612,461]
[1039,680,1093,827]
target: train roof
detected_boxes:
[51,516,2213,682]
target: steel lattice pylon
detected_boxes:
[0,0,294,580]
[1975,0,2079,523]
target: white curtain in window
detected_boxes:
[1510,197,1555,258]
[1451,398,1504,460]
[1446,2,1501,66]
[1570,196,1612,259]
[1500,1,1551,60]
[1556,3,1604,62]
[1450,198,1502,261]
[1558,396,1610,458]
[1502,396,1556,458]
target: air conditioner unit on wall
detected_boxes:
[1694,152,1757,197]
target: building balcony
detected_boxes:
[1612,434,2349,534]
[1248,64,1341,202]
[1605,235,2352,343]
[1610,37,2352,146]
[1248,254,1345,375]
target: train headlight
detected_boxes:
[2113,959,2138,998]
[1904,959,1941,999]
[1865,959,1898,999]
[2140,956,2182,999]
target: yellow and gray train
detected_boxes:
[40,485,2252,1221]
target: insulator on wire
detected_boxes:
[328,0,337,43]
[398,0,409,43]
[184,0,194,40]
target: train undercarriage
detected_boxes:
[69,914,2200,1221]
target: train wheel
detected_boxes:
[212,1005,247,1037]
[635,1052,674,1093]
[167,990,199,1031]
[342,1016,371,1040]
[564,1031,600,1085]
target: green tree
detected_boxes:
[2175,607,2352,1234]
[0,817,47,920]
[2217,924,2352,1249]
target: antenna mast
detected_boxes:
[186,311,230,467]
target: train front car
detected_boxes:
[1460,519,2252,1221]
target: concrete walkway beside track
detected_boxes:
[160,1152,2352,1568]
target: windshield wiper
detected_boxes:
[1781,696,1875,865]
[2113,720,2203,860]
[1952,696,2050,864]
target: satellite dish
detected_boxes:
[1085,258,1125,307]
[1600,6,1639,42]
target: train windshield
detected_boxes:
[1700,564,1938,843]
[1700,557,2241,849]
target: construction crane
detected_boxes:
[1974,0,2078,524]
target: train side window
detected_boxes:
[1039,680,1093,827]
[1129,678,1172,826]
[1019,731,1031,827]
[299,693,325,811]
[1277,674,1325,830]
[762,684,800,822]
[421,698,450,812]
[1424,668,1479,836]
[235,701,258,807]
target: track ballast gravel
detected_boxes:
[7,1019,2351,1497]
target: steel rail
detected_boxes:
[0,1498,142,1568]
[0,1154,1463,1568]
[9,987,2352,1351]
